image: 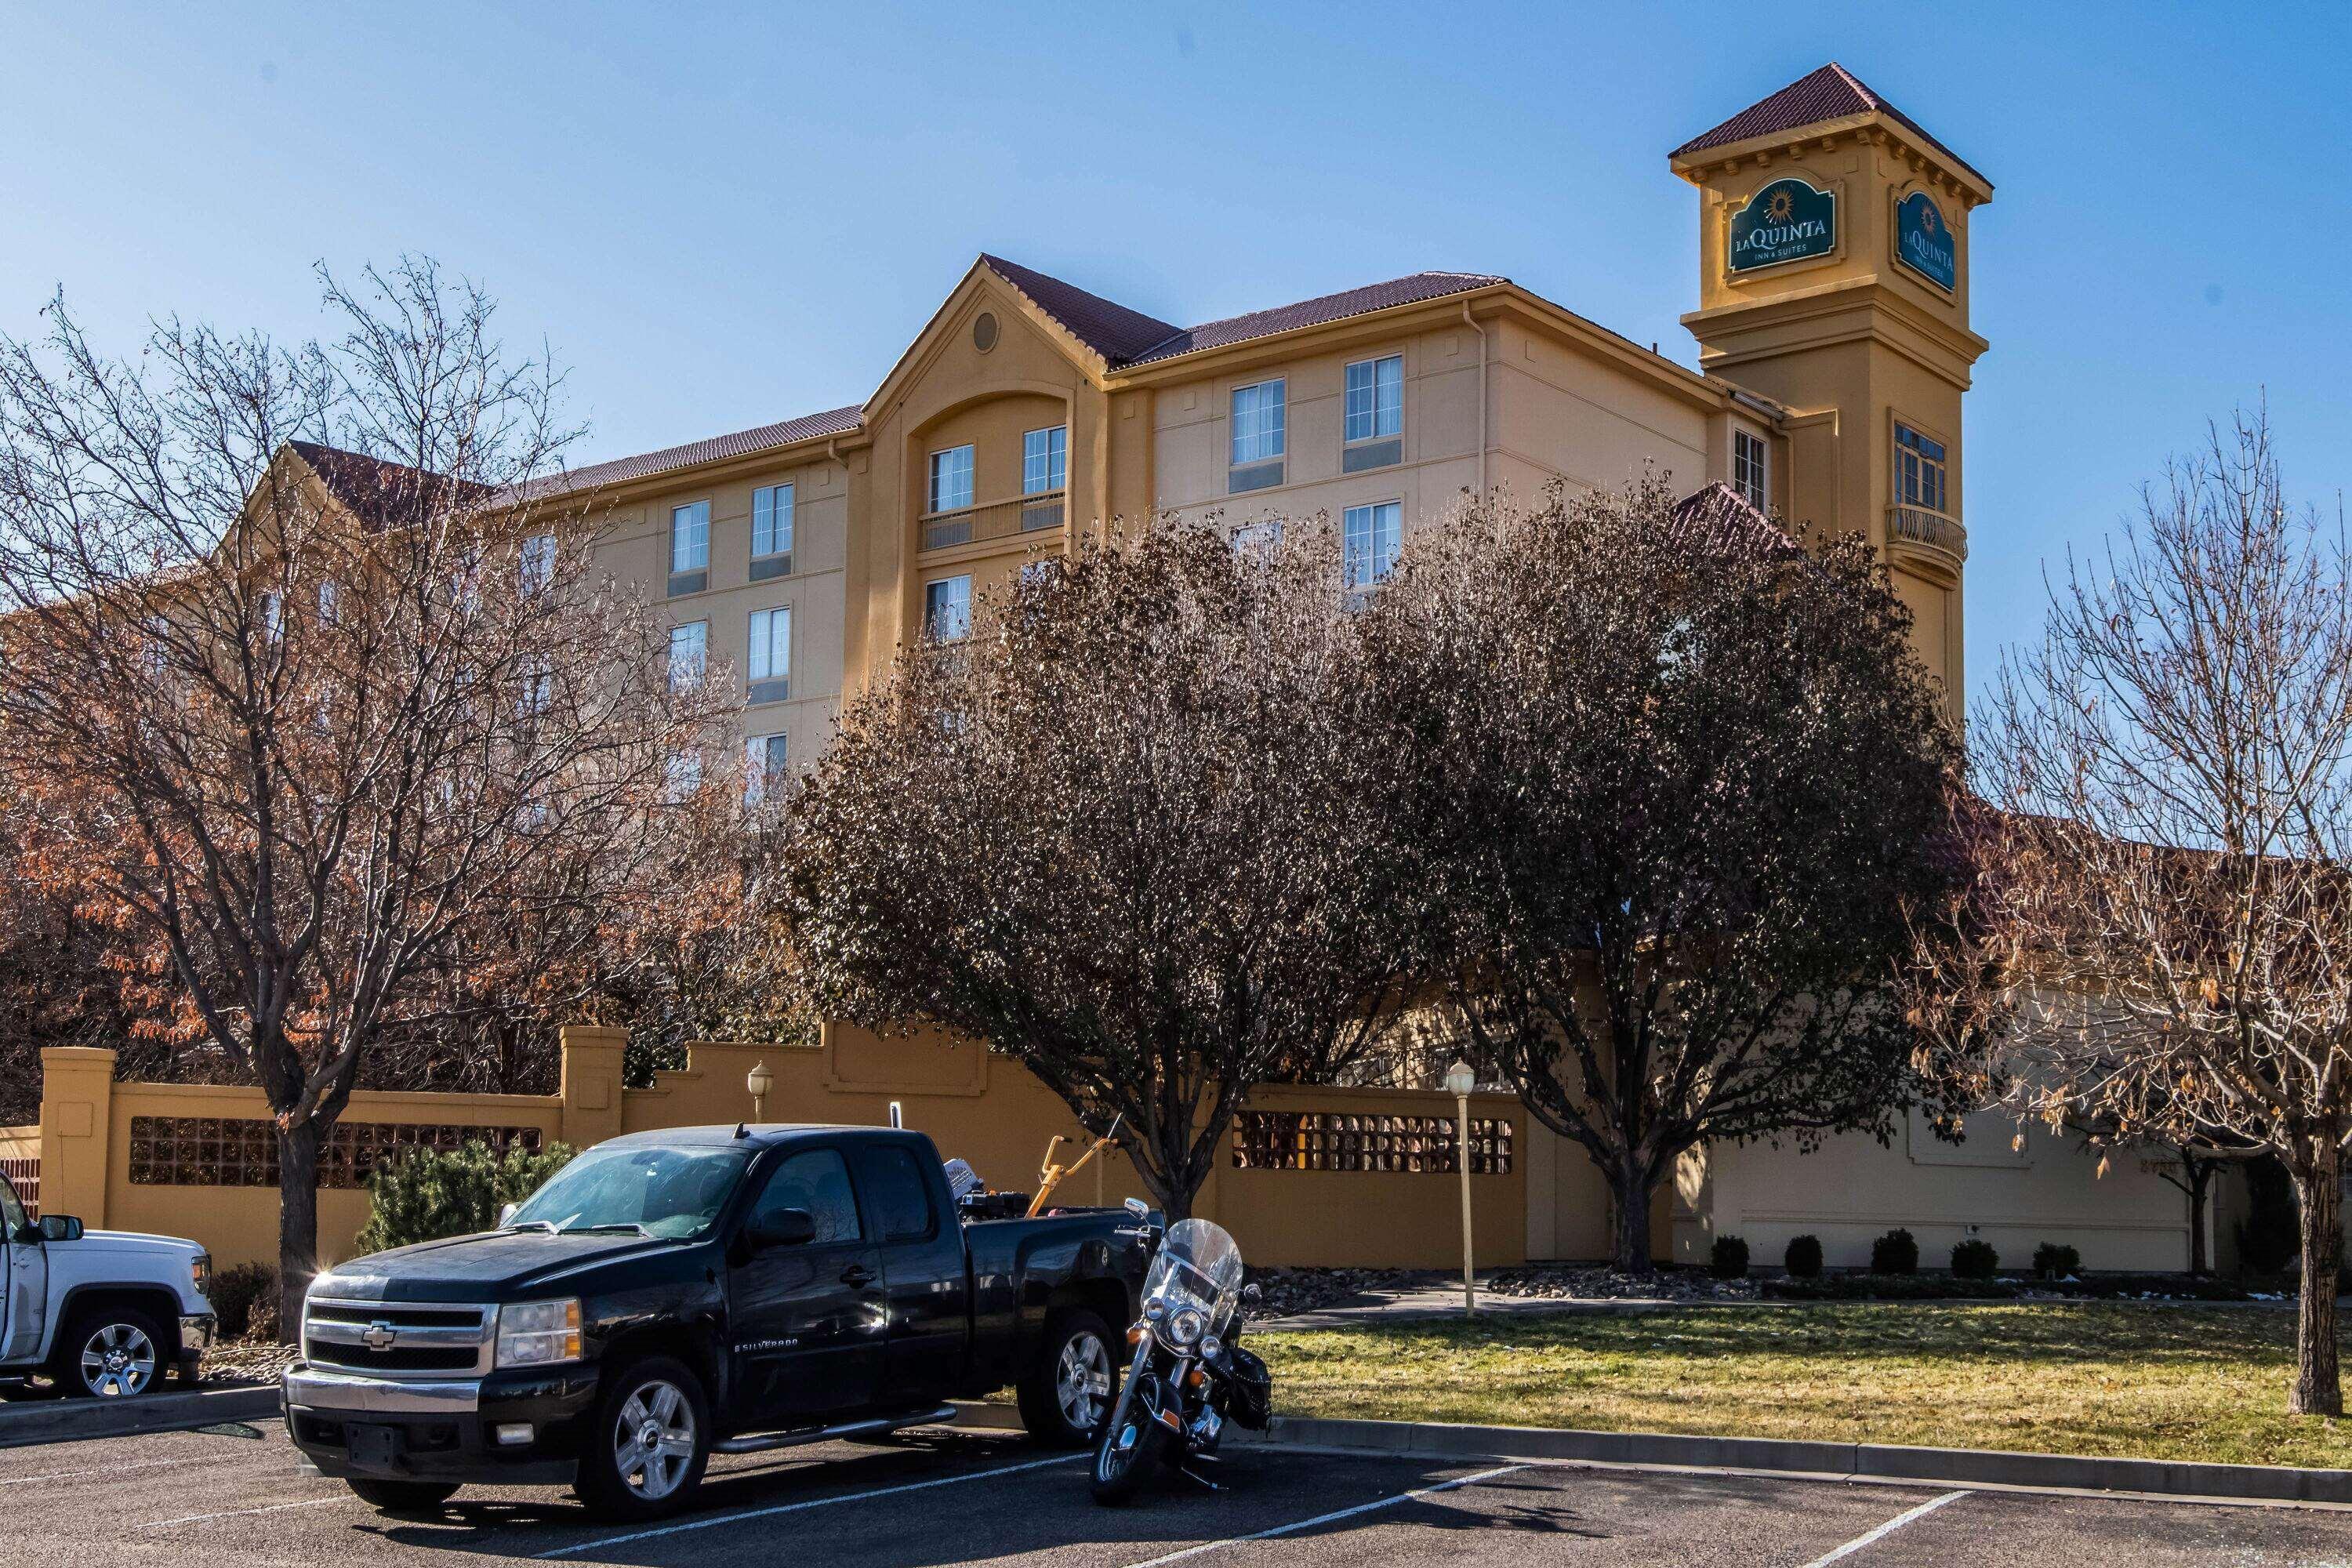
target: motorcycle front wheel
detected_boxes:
[1090,1407,1167,1504]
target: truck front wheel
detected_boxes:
[575,1355,712,1523]
[57,1305,165,1398]
[1018,1308,1116,1446]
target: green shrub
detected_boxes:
[354,1138,574,1255]
[1710,1235,1750,1279]
[209,1261,278,1339]
[2032,1242,2082,1280]
[1870,1228,1919,1274]
[1951,1238,2000,1279]
[1784,1235,1824,1279]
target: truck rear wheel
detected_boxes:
[1018,1308,1116,1446]
[575,1355,711,1523]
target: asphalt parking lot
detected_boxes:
[12,1418,2352,1567]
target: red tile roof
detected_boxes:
[1671,63,1987,189]
[289,441,491,531]
[521,405,864,497]
[1120,270,1506,367]
[978,255,1182,367]
[1668,481,1793,560]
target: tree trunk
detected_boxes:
[1608,1155,1657,1276]
[2291,1141,2343,1417]
[276,1119,323,1345]
[2184,1159,2212,1279]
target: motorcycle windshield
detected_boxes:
[1144,1218,1245,1330]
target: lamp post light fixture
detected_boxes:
[746,1061,773,1123]
[1444,1058,1479,1316]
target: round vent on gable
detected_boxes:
[972,311,1000,353]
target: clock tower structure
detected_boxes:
[1671,64,1992,702]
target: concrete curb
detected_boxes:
[0,1382,281,1449]
[947,1403,2352,1507]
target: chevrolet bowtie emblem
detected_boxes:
[361,1320,398,1352]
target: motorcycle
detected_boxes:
[1091,1210,1274,1504]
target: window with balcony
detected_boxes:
[1343,355,1403,472]
[668,620,707,692]
[752,484,794,580]
[1895,424,1947,514]
[745,732,787,803]
[669,501,710,594]
[1343,501,1403,591]
[924,575,971,642]
[1021,425,1067,532]
[1733,429,1768,512]
[748,605,790,704]
[1230,379,1286,492]
[928,445,975,515]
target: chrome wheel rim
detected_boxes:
[612,1378,695,1501]
[1057,1330,1111,1432]
[80,1322,156,1397]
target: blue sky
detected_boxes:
[2,2,2346,705]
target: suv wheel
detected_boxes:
[60,1305,165,1398]
[575,1355,711,1522]
[1018,1308,1116,1446]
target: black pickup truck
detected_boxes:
[282,1124,1152,1520]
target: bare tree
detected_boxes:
[779,521,1421,1219]
[0,261,719,1330]
[1936,409,2352,1414]
[1363,477,1969,1274]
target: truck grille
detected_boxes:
[302,1297,495,1377]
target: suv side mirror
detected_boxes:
[38,1214,83,1243]
[749,1208,817,1250]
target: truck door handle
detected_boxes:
[840,1265,877,1287]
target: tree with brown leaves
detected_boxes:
[0,260,720,1330]
[779,521,1422,1220]
[1363,477,1969,1275]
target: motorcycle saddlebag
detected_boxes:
[1224,1345,1273,1431]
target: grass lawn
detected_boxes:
[1254,1302,2352,1469]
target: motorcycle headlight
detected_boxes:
[1167,1307,1205,1346]
[495,1298,582,1368]
[1143,1297,1167,1321]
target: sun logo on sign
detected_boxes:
[1765,189,1795,223]
[1920,201,1941,235]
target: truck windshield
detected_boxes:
[507,1143,753,1241]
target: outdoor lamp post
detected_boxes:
[746,1061,772,1123]
[1445,1058,1479,1316]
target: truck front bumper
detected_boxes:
[283,1362,600,1486]
[177,1314,215,1372]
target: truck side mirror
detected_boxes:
[1123,1198,1149,1220]
[498,1203,519,1229]
[749,1208,817,1250]
[38,1214,83,1243]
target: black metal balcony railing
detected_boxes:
[921,491,1066,552]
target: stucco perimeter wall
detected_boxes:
[1675,1107,2194,1274]
[635,1025,1532,1271]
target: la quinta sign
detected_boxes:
[1729,177,1835,273]
[1894,191,1957,291]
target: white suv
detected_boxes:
[0,1168,217,1397]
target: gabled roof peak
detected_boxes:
[1671,62,1988,191]
[977,254,1183,367]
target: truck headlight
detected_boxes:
[191,1253,212,1298]
[495,1298,582,1368]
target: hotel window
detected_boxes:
[518,655,552,716]
[1342,501,1403,590]
[316,579,340,625]
[744,732,788,803]
[1231,379,1286,467]
[669,500,710,594]
[924,575,971,642]
[521,532,556,594]
[1895,423,1948,514]
[928,445,975,514]
[667,620,707,692]
[1231,520,1284,558]
[664,750,702,802]
[1344,355,1403,443]
[1733,430,1768,512]
[260,590,283,642]
[748,605,791,703]
[752,483,794,579]
[1022,426,1067,494]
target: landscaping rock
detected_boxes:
[1486,1264,1762,1303]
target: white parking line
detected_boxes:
[1800,1490,1970,1567]
[1122,1462,1535,1566]
[134,1494,348,1530]
[0,1454,206,1486]
[532,1451,1087,1559]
